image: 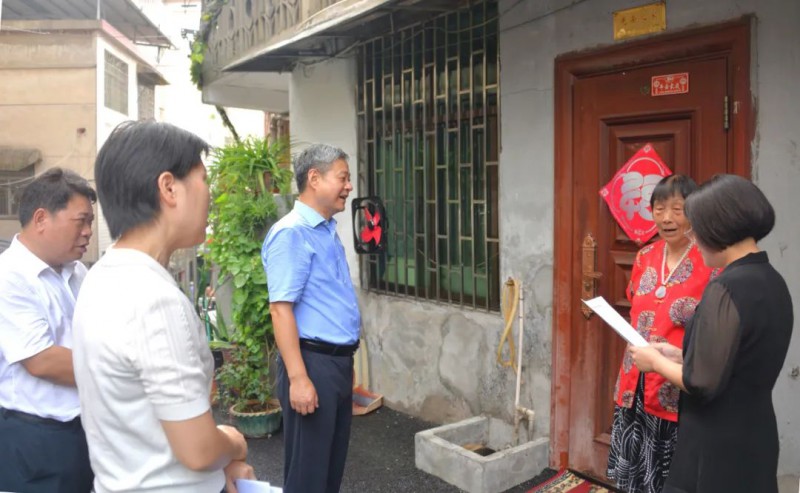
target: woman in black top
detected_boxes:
[630,174,793,493]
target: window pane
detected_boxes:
[138,81,155,121]
[104,51,129,115]
[0,186,9,216]
[0,167,34,217]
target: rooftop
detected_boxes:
[1,0,172,47]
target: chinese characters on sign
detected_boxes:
[651,72,690,96]
[613,2,666,41]
[600,144,673,243]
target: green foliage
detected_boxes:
[216,344,272,410]
[205,137,292,410]
[189,39,206,89]
[188,0,224,92]
[213,137,294,195]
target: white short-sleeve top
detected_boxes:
[72,247,223,493]
[0,236,84,421]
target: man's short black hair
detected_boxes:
[18,167,96,227]
[685,174,775,252]
[650,173,699,209]
[94,120,209,239]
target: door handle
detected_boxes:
[581,233,603,319]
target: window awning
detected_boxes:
[0,147,41,172]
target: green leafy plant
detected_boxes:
[204,136,292,411]
[213,137,293,195]
[215,344,274,412]
[189,38,207,89]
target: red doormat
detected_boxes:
[527,469,613,493]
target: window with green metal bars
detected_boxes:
[357,0,500,311]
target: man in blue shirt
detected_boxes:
[262,143,361,493]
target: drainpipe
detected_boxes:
[514,284,535,444]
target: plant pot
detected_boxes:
[229,398,282,438]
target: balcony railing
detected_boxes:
[203,0,344,82]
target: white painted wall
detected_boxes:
[498,0,800,482]
[289,57,360,281]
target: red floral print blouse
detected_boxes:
[614,239,718,422]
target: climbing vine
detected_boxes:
[189,0,240,143]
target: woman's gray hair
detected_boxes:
[294,143,349,192]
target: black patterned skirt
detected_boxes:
[607,376,679,493]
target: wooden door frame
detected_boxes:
[551,17,753,469]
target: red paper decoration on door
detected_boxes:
[600,144,672,243]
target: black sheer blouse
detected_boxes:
[664,252,794,493]
[682,281,741,403]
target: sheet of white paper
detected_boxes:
[235,479,280,493]
[582,296,649,347]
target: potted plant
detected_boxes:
[216,342,281,438]
[203,135,292,437]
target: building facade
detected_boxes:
[0,0,171,261]
[202,0,800,489]
[0,0,269,289]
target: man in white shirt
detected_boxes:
[0,167,96,492]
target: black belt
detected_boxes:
[0,408,80,429]
[299,338,359,357]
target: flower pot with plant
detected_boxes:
[216,343,281,438]
[203,135,292,436]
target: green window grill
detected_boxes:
[357,0,500,311]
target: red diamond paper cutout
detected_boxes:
[600,143,672,244]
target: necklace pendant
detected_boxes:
[655,285,667,299]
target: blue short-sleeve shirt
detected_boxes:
[261,200,361,345]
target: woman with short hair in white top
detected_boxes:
[72,120,255,492]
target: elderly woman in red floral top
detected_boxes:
[607,174,717,493]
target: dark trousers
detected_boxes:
[277,349,354,493]
[0,409,93,493]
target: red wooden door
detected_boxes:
[553,20,752,481]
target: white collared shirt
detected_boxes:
[72,247,223,493]
[0,235,85,421]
